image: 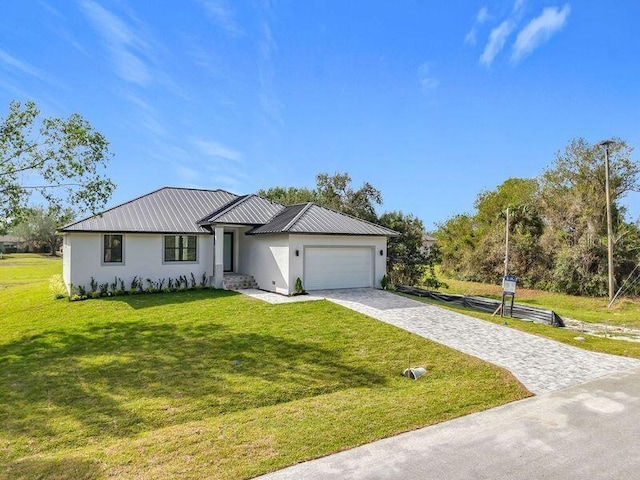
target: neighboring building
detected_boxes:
[0,235,26,254]
[60,187,398,295]
[422,232,437,250]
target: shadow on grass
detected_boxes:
[3,456,101,480]
[91,287,240,309]
[0,317,386,460]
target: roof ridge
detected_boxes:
[197,194,250,224]
[60,186,170,230]
[305,203,400,236]
[281,202,314,232]
[60,187,240,232]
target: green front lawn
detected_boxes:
[0,255,528,479]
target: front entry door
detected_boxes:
[223,232,234,272]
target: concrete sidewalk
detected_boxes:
[257,367,640,480]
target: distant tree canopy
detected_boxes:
[10,206,74,256]
[435,137,640,296]
[259,172,433,286]
[258,172,382,223]
[0,100,115,231]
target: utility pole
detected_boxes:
[597,139,616,302]
[504,206,510,277]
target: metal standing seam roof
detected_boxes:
[248,203,400,237]
[60,187,238,233]
[60,188,400,237]
[198,194,285,225]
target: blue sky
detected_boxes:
[2,1,639,229]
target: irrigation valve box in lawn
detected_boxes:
[403,367,427,380]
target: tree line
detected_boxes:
[436,138,640,296]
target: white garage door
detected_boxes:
[304,247,373,290]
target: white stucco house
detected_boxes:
[60,187,398,295]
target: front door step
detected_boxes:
[222,274,258,290]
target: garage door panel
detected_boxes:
[304,247,373,290]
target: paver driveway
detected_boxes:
[303,288,640,394]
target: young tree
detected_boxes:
[10,206,74,256]
[1,100,116,230]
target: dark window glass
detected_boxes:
[164,235,197,262]
[104,235,123,263]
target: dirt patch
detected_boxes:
[563,318,640,343]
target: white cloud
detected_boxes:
[464,6,490,46]
[200,0,243,36]
[513,0,526,13]
[80,0,151,85]
[480,20,515,66]
[0,49,43,78]
[417,63,439,90]
[465,28,477,46]
[477,6,490,23]
[190,138,242,161]
[512,5,571,63]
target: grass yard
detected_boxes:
[0,255,529,480]
[436,271,640,329]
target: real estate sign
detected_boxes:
[502,275,517,295]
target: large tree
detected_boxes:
[0,100,115,231]
[258,172,382,222]
[378,211,430,286]
[436,138,640,296]
[540,138,639,295]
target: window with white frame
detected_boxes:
[164,235,197,262]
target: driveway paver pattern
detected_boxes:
[247,288,640,394]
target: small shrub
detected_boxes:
[110,277,118,294]
[89,277,98,293]
[49,274,68,299]
[421,265,448,290]
[157,278,166,291]
[168,277,176,292]
[380,274,390,290]
[99,283,109,296]
[77,285,87,297]
[200,272,208,288]
[119,279,126,295]
[190,273,197,289]
[293,277,306,295]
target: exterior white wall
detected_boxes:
[63,233,213,292]
[240,233,289,294]
[62,234,71,289]
[288,234,388,293]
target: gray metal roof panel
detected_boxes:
[246,204,307,234]
[289,204,400,236]
[248,203,399,236]
[61,187,238,233]
[202,195,285,225]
